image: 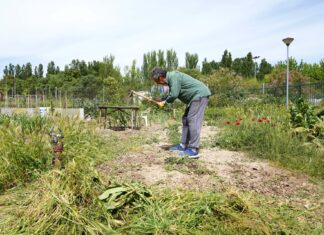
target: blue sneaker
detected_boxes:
[178,148,199,159]
[169,144,186,152]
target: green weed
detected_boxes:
[117,189,322,234]
[0,114,52,192]
[167,123,181,145]
[164,157,213,175]
[1,114,322,234]
[211,104,324,178]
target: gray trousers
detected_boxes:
[181,97,209,149]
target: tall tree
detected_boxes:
[142,50,158,79]
[185,52,199,69]
[100,54,115,78]
[21,65,26,79]
[232,58,243,75]
[34,66,38,77]
[202,58,212,75]
[88,60,100,76]
[3,66,9,77]
[67,59,81,77]
[130,59,137,81]
[157,50,166,68]
[79,60,88,76]
[98,54,121,80]
[142,54,149,79]
[8,63,15,77]
[257,59,273,80]
[148,51,157,70]
[15,64,22,79]
[166,49,178,71]
[25,62,33,78]
[47,61,56,75]
[319,59,324,80]
[38,64,44,78]
[220,49,232,68]
[202,58,220,75]
[241,52,254,77]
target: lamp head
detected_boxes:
[282,37,294,46]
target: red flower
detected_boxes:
[226,121,231,125]
[266,119,270,123]
[234,121,240,125]
[258,119,263,123]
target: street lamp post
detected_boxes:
[253,56,260,78]
[282,37,294,110]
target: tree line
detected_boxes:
[1,49,323,103]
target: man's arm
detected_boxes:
[164,78,180,104]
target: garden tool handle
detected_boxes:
[130,90,160,105]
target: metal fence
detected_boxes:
[0,91,104,109]
[1,82,323,108]
[247,82,324,104]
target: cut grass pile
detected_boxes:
[117,189,323,234]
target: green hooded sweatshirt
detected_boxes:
[164,71,211,105]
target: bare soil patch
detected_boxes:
[97,124,324,212]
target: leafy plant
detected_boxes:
[290,97,317,129]
[99,182,152,211]
[73,98,99,118]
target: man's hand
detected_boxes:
[157,101,166,108]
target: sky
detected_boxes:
[0,0,324,75]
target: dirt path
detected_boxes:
[97,124,324,213]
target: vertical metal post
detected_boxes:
[5,88,8,108]
[65,92,67,108]
[102,87,104,102]
[253,56,259,79]
[55,87,58,107]
[282,37,294,110]
[286,45,289,110]
[131,110,134,129]
[35,88,38,108]
[43,89,45,106]
[59,90,62,108]
[5,78,8,108]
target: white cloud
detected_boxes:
[1,0,324,75]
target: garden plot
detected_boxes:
[97,124,324,214]
[1,115,323,234]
